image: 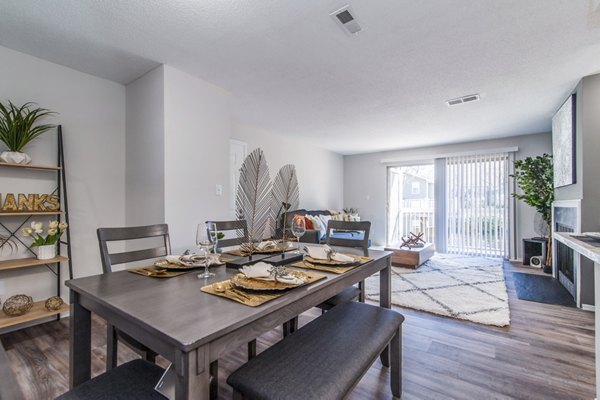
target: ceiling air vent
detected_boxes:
[330,6,362,35]
[446,94,480,106]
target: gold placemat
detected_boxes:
[128,266,192,278]
[200,270,327,306]
[291,256,372,274]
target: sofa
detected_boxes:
[277,209,367,244]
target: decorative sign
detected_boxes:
[0,193,60,213]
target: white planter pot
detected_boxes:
[36,245,56,260]
[0,151,31,165]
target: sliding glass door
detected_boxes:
[445,153,510,257]
[387,164,435,246]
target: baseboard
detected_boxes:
[581,304,595,312]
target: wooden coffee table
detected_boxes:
[384,243,435,269]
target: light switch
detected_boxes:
[216,184,223,196]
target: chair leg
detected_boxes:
[106,324,118,371]
[247,340,256,360]
[209,360,219,400]
[282,321,290,337]
[358,280,366,302]
[390,327,402,398]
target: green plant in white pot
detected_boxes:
[0,101,55,164]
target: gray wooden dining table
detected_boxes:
[67,246,393,400]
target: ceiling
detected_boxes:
[1,1,600,155]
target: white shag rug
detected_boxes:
[365,253,510,327]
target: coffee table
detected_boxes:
[384,243,434,268]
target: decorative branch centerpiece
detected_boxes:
[0,101,56,165]
[271,164,300,246]
[236,148,271,256]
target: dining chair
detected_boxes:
[206,219,248,251]
[319,220,372,310]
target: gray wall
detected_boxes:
[344,132,552,259]
[556,73,600,306]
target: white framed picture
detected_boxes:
[552,94,576,188]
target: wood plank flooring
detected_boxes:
[1,261,595,399]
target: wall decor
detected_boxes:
[44,296,64,311]
[552,94,576,188]
[3,294,33,316]
[0,101,56,165]
[0,193,60,212]
[271,164,299,241]
[235,148,271,249]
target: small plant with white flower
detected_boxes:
[22,221,68,246]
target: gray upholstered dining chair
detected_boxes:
[206,219,248,251]
[97,224,171,370]
[318,220,372,309]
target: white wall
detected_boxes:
[163,66,232,253]
[126,65,165,226]
[232,123,344,212]
[344,132,553,255]
[0,45,126,318]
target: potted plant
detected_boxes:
[511,154,554,273]
[0,101,55,164]
[21,221,68,260]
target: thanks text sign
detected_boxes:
[0,193,60,213]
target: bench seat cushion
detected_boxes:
[56,359,166,400]
[227,301,404,400]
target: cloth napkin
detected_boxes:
[239,262,304,285]
[304,245,355,263]
[165,254,221,266]
[256,241,278,251]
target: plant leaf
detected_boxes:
[270,164,299,240]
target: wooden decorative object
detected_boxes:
[44,296,64,311]
[3,294,34,316]
[0,193,60,213]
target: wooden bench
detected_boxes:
[227,301,404,399]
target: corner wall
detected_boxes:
[0,45,126,312]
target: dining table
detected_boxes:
[66,245,393,400]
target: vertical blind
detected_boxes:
[445,152,510,257]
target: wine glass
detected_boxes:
[197,222,217,279]
[291,217,306,254]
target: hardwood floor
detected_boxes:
[1,261,595,399]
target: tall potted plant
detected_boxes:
[0,101,55,164]
[511,154,554,272]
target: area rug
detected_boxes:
[512,272,576,307]
[365,253,510,327]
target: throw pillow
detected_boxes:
[309,215,326,239]
[304,216,314,230]
[318,214,332,235]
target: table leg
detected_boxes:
[69,290,91,388]
[380,256,392,367]
[175,346,211,400]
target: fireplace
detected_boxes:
[552,201,581,301]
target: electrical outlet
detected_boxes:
[215,184,223,196]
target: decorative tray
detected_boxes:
[230,270,311,291]
[304,255,362,267]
